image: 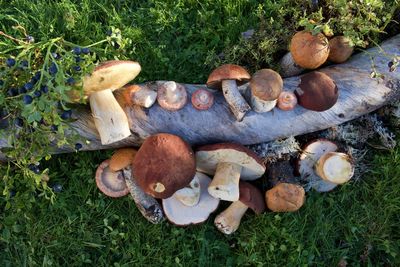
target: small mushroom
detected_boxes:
[157,81,188,111]
[214,181,265,235]
[109,148,137,172]
[196,143,266,202]
[162,173,220,226]
[315,152,354,184]
[206,64,251,121]
[191,89,214,110]
[95,159,129,198]
[290,31,330,69]
[173,173,201,206]
[249,69,283,113]
[132,133,196,199]
[265,183,305,212]
[277,91,297,111]
[328,36,354,64]
[295,71,338,112]
[279,52,305,78]
[117,84,157,108]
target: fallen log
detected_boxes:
[1,35,399,157]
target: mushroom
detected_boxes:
[162,172,220,226]
[83,60,141,145]
[315,152,354,184]
[279,52,305,78]
[265,183,305,212]
[196,143,266,202]
[206,64,251,121]
[157,81,188,111]
[214,181,265,235]
[328,36,354,64]
[294,71,338,112]
[249,69,283,113]
[117,84,157,108]
[290,31,330,69]
[191,89,214,110]
[109,148,137,172]
[277,91,297,111]
[173,173,201,206]
[132,133,196,199]
[95,159,129,198]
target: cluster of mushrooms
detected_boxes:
[87,30,356,234]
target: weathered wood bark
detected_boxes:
[1,35,399,157]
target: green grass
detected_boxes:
[1,0,400,266]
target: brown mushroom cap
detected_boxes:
[206,64,251,89]
[290,31,329,69]
[265,183,305,212]
[95,159,129,198]
[109,148,137,172]
[328,36,354,63]
[157,81,188,111]
[295,71,338,112]
[250,69,283,101]
[132,133,196,199]
[239,181,266,214]
[196,143,266,180]
[191,89,214,110]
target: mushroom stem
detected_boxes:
[208,162,242,201]
[132,86,157,108]
[314,152,354,184]
[214,200,248,235]
[89,89,131,145]
[250,95,277,113]
[221,79,251,121]
[279,52,304,78]
[164,81,180,102]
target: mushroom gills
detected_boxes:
[221,79,251,121]
[214,200,248,235]
[208,162,242,202]
[251,95,277,113]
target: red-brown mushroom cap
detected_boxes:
[109,148,137,172]
[238,181,266,214]
[95,159,129,198]
[157,81,188,111]
[250,69,283,101]
[295,71,338,112]
[328,36,354,64]
[206,64,251,89]
[132,133,196,199]
[191,89,214,110]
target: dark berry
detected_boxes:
[51,52,61,60]
[388,61,394,68]
[0,111,9,129]
[24,82,34,91]
[9,190,16,198]
[14,117,24,127]
[57,101,64,109]
[34,90,42,98]
[26,35,35,43]
[23,95,33,104]
[48,62,58,76]
[73,66,81,72]
[75,143,83,151]
[73,47,82,55]
[106,29,112,36]
[0,80,4,87]
[20,60,29,69]
[66,77,75,85]
[75,56,82,63]
[41,85,49,93]
[7,88,18,97]
[6,58,16,67]
[50,124,58,132]
[114,43,120,49]
[60,110,72,120]
[19,87,27,94]
[52,184,63,193]
[34,71,41,80]
[82,47,90,54]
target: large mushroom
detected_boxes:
[314,152,354,184]
[132,133,196,199]
[95,159,129,198]
[328,36,354,64]
[214,181,265,235]
[249,69,283,113]
[206,64,251,121]
[196,143,266,202]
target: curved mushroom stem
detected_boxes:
[132,86,157,108]
[279,52,304,78]
[250,95,277,113]
[221,79,251,121]
[89,89,131,145]
[214,200,248,234]
[208,162,242,201]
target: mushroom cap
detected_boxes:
[206,64,251,89]
[277,91,297,111]
[109,148,137,172]
[295,71,338,112]
[265,183,305,212]
[132,133,196,199]
[196,143,266,181]
[95,159,129,198]
[250,69,283,101]
[157,81,188,111]
[115,84,142,106]
[238,181,266,214]
[162,173,220,226]
[290,31,329,69]
[328,36,354,63]
[191,89,214,110]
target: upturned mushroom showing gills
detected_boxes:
[206,64,251,121]
[328,36,354,64]
[249,69,283,113]
[265,183,305,212]
[214,181,265,235]
[315,152,354,184]
[277,91,297,111]
[157,81,188,111]
[191,89,214,110]
[83,60,141,145]
[95,159,129,198]
[132,133,196,199]
[196,143,266,202]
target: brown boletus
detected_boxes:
[162,172,220,226]
[214,181,265,235]
[206,64,251,121]
[328,36,354,64]
[109,148,137,172]
[95,159,129,198]
[277,91,297,111]
[117,84,157,108]
[196,143,266,202]
[265,183,305,212]
[315,152,354,184]
[191,89,214,110]
[132,133,196,199]
[249,69,283,113]
[290,31,330,69]
[295,71,338,112]
[157,81,188,111]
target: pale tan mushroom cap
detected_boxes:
[250,69,283,101]
[109,148,137,172]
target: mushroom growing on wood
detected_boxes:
[277,91,297,111]
[173,173,201,206]
[117,84,157,108]
[132,133,196,199]
[157,81,188,111]
[314,152,354,184]
[249,69,283,113]
[214,181,265,235]
[95,159,129,198]
[162,172,219,226]
[328,36,354,64]
[265,183,305,212]
[191,89,214,110]
[207,64,251,121]
[196,143,266,202]
[109,148,137,172]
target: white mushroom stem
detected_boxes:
[315,152,354,184]
[221,79,251,121]
[208,162,242,201]
[164,81,181,103]
[132,87,157,108]
[89,89,131,145]
[250,95,277,113]
[214,201,248,235]
[174,175,201,207]
[279,52,304,78]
